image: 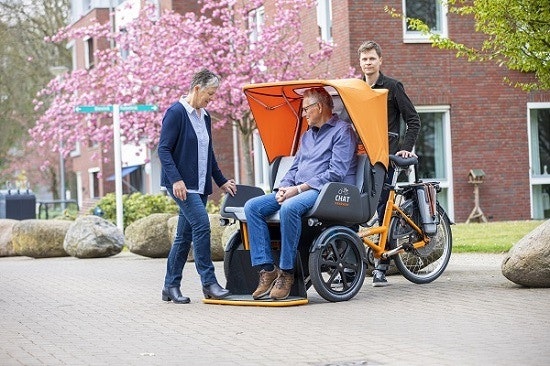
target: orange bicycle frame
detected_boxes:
[359,188,430,259]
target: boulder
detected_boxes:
[221,223,240,251]
[0,219,18,257]
[166,213,225,261]
[502,220,550,287]
[209,214,225,261]
[12,219,71,258]
[63,215,124,258]
[125,213,174,258]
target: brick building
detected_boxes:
[66,0,550,222]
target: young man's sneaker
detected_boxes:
[372,270,389,287]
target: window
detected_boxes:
[84,37,94,69]
[119,28,130,60]
[316,0,332,42]
[89,168,100,198]
[248,6,266,72]
[528,103,550,219]
[409,106,454,220]
[402,0,447,43]
[253,130,270,191]
[248,6,265,44]
[70,141,81,157]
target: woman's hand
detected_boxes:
[221,179,237,197]
[172,180,187,201]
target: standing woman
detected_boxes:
[158,69,237,303]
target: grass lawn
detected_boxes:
[451,220,545,253]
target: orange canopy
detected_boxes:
[243,79,389,169]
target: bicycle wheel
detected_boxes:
[309,227,366,302]
[389,201,452,284]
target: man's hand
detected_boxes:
[396,150,417,158]
[276,185,303,204]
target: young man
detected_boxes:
[358,40,421,287]
[244,87,358,300]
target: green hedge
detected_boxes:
[91,192,222,229]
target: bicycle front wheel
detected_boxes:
[389,201,452,284]
[309,227,366,302]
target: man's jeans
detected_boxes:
[244,190,319,271]
[375,165,395,272]
[164,192,217,288]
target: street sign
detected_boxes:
[73,103,159,230]
[120,104,158,112]
[75,105,113,113]
[75,104,158,113]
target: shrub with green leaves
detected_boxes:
[91,192,222,229]
[91,193,178,229]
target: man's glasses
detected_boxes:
[302,102,318,113]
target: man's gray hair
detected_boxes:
[190,68,220,89]
[303,87,333,110]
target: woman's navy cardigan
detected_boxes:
[157,101,227,195]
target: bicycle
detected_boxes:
[211,79,453,306]
[309,154,453,300]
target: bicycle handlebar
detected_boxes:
[389,154,418,168]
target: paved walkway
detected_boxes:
[1,252,549,366]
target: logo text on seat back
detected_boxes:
[334,187,350,206]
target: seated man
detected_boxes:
[244,87,358,300]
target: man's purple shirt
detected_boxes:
[279,114,358,191]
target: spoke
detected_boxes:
[320,257,337,268]
[326,269,339,285]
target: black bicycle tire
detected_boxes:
[308,229,366,302]
[389,202,452,284]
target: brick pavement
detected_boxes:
[1,252,549,366]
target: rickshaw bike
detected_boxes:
[205,79,452,306]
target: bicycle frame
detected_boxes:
[358,163,430,260]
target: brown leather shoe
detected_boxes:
[252,267,279,299]
[270,270,294,300]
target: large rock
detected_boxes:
[502,220,550,287]
[221,223,240,251]
[0,219,18,257]
[166,213,225,261]
[64,215,124,258]
[12,219,71,258]
[209,214,225,261]
[125,213,174,258]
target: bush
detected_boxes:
[91,193,178,229]
[91,192,222,229]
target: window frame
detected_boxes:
[248,6,265,45]
[316,0,333,43]
[527,102,550,219]
[84,36,94,69]
[402,0,448,44]
[412,105,454,221]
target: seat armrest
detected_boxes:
[220,185,265,220]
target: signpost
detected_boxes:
[76,104,158,230]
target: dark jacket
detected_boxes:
[158,101,227,195]
[366,72,421,154]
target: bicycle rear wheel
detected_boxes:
[389,201,452,284]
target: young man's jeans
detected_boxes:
[374,164,395,272]
[164,192,217,288]
[244,190,319,271]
